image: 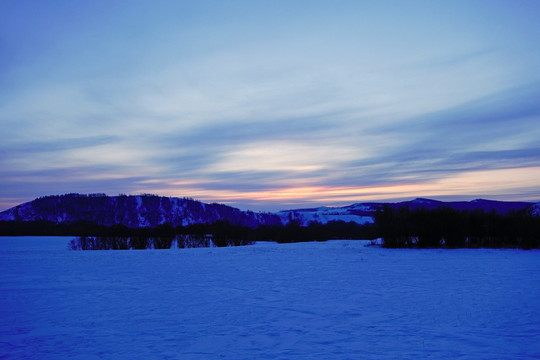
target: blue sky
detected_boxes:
[1,0,540,211]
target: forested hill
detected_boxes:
[385,198,534,213]
[278,198,536,226]
[0,194,536,229]
[0,194,282,228]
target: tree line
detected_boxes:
[375,205,540,249]
[2,206,538,249]
[0,219,377,250]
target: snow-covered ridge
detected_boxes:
[531,202,540,216]
[277,205,375,226]
[0,194,282,228]
[277,197,536,226]
[0,194,536,227]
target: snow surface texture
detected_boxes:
[1,237,540,359]
[531,202,540,216]
[278,205,374,226]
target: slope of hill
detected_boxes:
[277,204,375,226]
[0,194,535,228]
[0,194,282,228]
[391,198,534,213]
[531,202,540,216]
[277,198,534,226]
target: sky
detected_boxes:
[1,0,540,211]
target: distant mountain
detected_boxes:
[0,194,282,228]
[277,198,535,226]
[389,198,534,213]
[277,203,375,226]
[0,194,536,228]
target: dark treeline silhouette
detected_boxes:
[8,205,536,249]
[68,234,219,250]
[1,219,377,250]
[2,193,282,228]
[375,205,540,249]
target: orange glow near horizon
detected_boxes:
[1,167,539,213]
[135,166,540,208]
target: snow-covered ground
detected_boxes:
[1,237,539,359]
[278,206,374,226]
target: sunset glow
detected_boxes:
[1,1,539,211]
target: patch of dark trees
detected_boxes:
[375,205,540,249]
[13,193,282,228]
[0,219,377,250]
[69,234,223,250]
[2,205,538,250]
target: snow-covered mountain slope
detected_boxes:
[277,204,375,226]
[0,194,535,228]
[531,202,540,216]
[0,194,282,228]
[276,198,534,226]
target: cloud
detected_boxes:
[0,164,151,210]
[2,1,540,210]
[119,80,540,210]
[1,135,119,154]
[355,81,540,176]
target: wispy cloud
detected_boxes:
[352,82,540,179]
[1,135,119,154]
[1,1,540,210]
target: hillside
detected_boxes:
[278,198,534,226]
[531,202,540,216]
[0,194,536,228]
[0,194,282,228]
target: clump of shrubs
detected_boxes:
[375,205,540,249]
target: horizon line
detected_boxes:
[1,192,538,214]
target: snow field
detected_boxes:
[1,237,539,359]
